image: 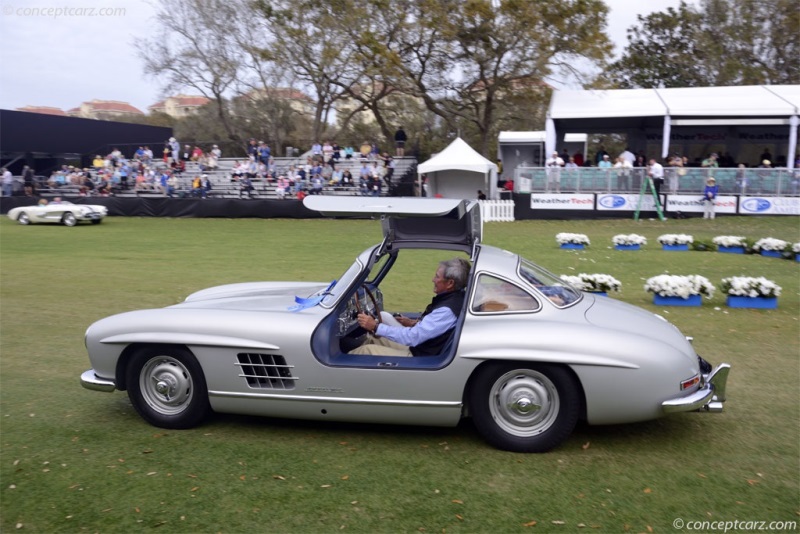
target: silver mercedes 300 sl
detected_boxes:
[81,197,730,452]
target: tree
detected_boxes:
[137,0,247,144]
[363,0,612,156]
[606,2,705,88]
[606,0,800,88]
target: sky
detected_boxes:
[0,0,695,114]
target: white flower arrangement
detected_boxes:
[720,276,782,298]
[752,237,789,252]
[712,235,747,248]
[560,273,622,293]
[793,242,800,253]
[555,233,590,245]
[612,234,647,246]
[643,274,716,299]
[657,234,694,245]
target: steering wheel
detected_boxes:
[354,284,382,324]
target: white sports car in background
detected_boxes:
[8,201,107,226]
[81,197,730,452]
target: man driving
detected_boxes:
[350,258,470,357]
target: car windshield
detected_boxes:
[518,258,581,307]
[320,247,375,307]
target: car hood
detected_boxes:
[584,294,695,355]
[173,281,330,312]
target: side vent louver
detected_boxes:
[236,353,297,390]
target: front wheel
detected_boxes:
[126,346,210,429]
[16,212,30,225]
[468,363,580,453]
[90,218,102,224]
[61,212,77,226]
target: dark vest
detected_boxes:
[411,290,464,356]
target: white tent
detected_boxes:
[417,137,499,199]
[545,85,800,167]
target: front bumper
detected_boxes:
[80,369,116,392]
[662,363,731,413]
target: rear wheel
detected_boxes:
[126,346,210,429]
[468,363,580,452]
[16,212,30,225]
[61,212,77,226]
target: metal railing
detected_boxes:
[513,167,800,196]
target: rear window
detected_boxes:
[472,274,540,313]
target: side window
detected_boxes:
[471,274,540,313]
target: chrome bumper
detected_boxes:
[662,363,730,414]
[80,369,116,392]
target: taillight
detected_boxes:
[680,375,700,390]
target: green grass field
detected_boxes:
[1,215,798,533]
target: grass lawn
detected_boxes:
[1,214,798,533]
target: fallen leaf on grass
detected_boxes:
[321,484,332,488]
[341,475,349,480]
[272,475,286,480]
[455,514,463,521]
[239,475,246,481]
[523,520,537,527]
[552,520,565,525]
[698,473,707,478]
[190,487,199,492]
[187,474,197,478]
[643,488,652,494]
[582,442,591,450]
[452,499,463,504]
[746,479,759,486]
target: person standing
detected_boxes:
[2,167,13,197]
[394,126,407,157]
[544,151,564,193]
[702,177,719,219]
[648,158,665,196]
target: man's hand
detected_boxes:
[357,313,378,333]
[395,315,418,327]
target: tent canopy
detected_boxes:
[418,137,499,199]
[546,85,800,167]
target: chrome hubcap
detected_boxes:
[490,369,559,437]
[140,357,193,415]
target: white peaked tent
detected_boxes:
[417,137,499,199]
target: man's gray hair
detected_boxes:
[439,258,471,290]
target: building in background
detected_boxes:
[66,100,145,121]
[148,94,210,118]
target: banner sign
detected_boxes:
[738,196,800,215]
[665,195,737,214]
[596,193,665,211]
[530,194,595,210]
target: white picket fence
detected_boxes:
[479,199,515,222]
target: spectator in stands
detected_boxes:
[169,137,180,163]
[110,147,122,165]
[565,156,579,170]
[119,162,130,190]
[559,148,570,164]
[667,154,683,193]
[759,148,772,164]
[230,160,243,181]
[93,155,105,170]
[330,167,342,187]
[211,144,221,159]
[369,161,381,183]
[369,175,382,196]
[276,175,289,199]
[598,154,612,169]
[182,145,192,162]
[394,126,407,157]
[323,141,333,162]
[360,141,371,160]
[614,156,632,191]
[96,173,111,196]
[296,165,307,192]
[311,141,322,158]
[545,151,564,193]
[247,138,259,161]
[382,154,395,186]
[341,169,354,189]
[258,141,271,167]
[619,147,635,166]
[240,175,255,198]
[191,146,204,162]
[143,146,153,164]
[81,171,95,196]
[321,163,333,183]
[163,145,170,163]
[2,167,13,197]
[166,172,179,198]
[171,159,186,175]
[157,170,170,196]
[246,157,258,179]
[370,143,380,159]
[594,146,609,165]
[332,142,341,162]
[647,158,665,196]
[344,146,355,160]
[192,175,206,198]
[134,146,145,161]
[311,174,324,195]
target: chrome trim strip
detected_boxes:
[80,369,116,392]
[100,333,280,350]
[209,390,461,408]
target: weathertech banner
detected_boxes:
[738,196,800,215]
[530,194,595,210]
[595,193,666,211]
[665,195,737,214]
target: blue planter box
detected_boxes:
[653,294,702,307]
[760,250,783,258]
[560,243,585,249]
[726,296,778,309]
[796,254,800,262]
[662,244,689,251]
[718,246,745,254]
[615,244,641,251]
